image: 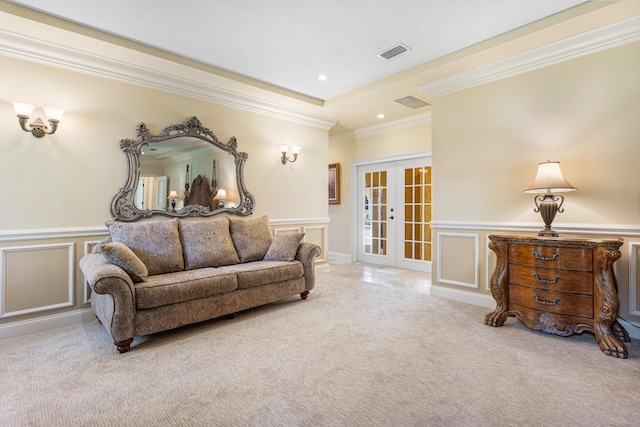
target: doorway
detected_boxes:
[354,154,432,272]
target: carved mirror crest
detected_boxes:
[111,116,255,221]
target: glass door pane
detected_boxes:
[358,162,395,267]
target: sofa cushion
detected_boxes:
[135,268,238,310]
[217,260,304,289]
[264,232,305,262]
[229,215,273,263]
[101,242,149,283]
[179,218,240,270]
[106,219,184,275]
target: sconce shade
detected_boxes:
[167,190,179,199]
[12,101,64,137]
[280,145,301,164]
[524,161,576,193]
[12,101,35,116]
[44,107,65,121]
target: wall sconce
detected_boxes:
[167,190,179,212]
[280,145,301,164]
[524,160,577,237]
[214,189,227,209]
[12,102,64,138]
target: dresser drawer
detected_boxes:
[509,245,592,270]
[509,264,593,294]
[509,284,593,318]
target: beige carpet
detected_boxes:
[1,271,638,426]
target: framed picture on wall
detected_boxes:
[328,163,341,205]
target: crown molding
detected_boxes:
[329,111,431,145]
[0,29,338,130]
[419,15,640,99]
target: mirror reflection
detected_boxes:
[111,116,255,221]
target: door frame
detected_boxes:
[350,151,432,264]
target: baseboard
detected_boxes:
[430,285,496,309]
[0,308,96,340]
[618,318,640,340]
[328,251,352,262]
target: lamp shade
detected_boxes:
[214,189,227,200]
[168,190,179,199]
[524,161,576,194]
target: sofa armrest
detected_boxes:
[295,242,321,291]
[79,253,136,342]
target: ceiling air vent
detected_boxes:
[378,43,411,60]
[393,94,431,109]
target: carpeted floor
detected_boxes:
[0,271,638,426]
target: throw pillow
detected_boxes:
[106,219,184,275]
[101,242,149,282]
[178,217,240,270]
[228,215,273,262]
[264,233,305,262]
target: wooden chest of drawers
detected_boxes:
[484,234,629,358]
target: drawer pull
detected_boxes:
[532,251,560,262]
[532,273,560,284]
[533,294,560,306]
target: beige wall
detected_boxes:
[0,52,329,332]
[328,123,432,257]
[0,56,329,229]
[431,41,640,324]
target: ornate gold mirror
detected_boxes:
[110,116,255,221]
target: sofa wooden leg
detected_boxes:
[300,291,309,300]
[114,338,133,353]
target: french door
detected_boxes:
[356,156,432,272]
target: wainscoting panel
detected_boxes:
[302,225,328,264]
[0,219,327,339]
[431,223,640,339]
[0,243,74,318]
[83,240,103,304]
[629,242,640,317]
[485,236,493,292]
[437,233,479,289]
[270,219,329,265]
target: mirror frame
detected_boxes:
[110,116,255,221]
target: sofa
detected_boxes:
[80,215,321,353]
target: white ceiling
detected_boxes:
[9,0,586,102]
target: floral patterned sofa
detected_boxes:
[80,216,321,353]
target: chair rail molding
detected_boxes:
[0,226,109,242]
[430,220,640,237]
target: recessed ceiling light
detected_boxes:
[377,113,385,119]
[317,74,327,81]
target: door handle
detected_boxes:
[389,216,394,220]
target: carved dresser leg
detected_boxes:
[300,291,310,300]
[114,338,133,353]
[485,240,509,327]
[593,247,628,358]
[611,320,631,343]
